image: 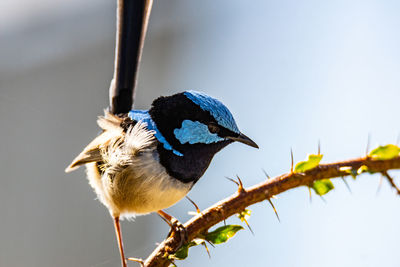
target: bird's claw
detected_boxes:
[168,218,188,247]
[157,210,188,249]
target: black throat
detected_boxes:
[156,140,231,183]
[149,92,233,183]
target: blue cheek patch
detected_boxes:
[128,110,183,156]
[184,90,240,134]
[174,120,224,145]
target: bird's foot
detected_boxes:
[167,217,188,244]
[157,210,188,248]
[126,257,144,267]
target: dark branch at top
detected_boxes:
[109,0,153,114]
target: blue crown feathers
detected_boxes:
[183,91,240,134]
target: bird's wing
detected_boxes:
[65,132,114,172]
[65,112,125,172]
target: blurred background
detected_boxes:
[1,0,400,266]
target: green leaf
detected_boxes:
[369,144,400,160]
[169,238,206,261]
[312,179,334,195]
[294,154,323,173]
[205,225,244,245]
[169,243,191,260]
[170,225,244,260]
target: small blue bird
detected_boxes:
[66,90,258,266]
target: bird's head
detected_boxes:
[145,91,258,183]
[127,90,258,182]
[149,91,258,156]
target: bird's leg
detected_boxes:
[113,217,127,267]
[114,217,144,266]
[157,210,188,247]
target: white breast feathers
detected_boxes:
[86,113,192,219]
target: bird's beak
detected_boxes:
[227,133,259,149]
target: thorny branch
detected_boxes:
[143,156,400,267]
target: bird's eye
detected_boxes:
[208,123,219,134]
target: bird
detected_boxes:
[65,90,258,267]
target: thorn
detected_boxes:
[225,176,245,193]
[318,140,321,155]
[267,198,281,222]
[308,186,312,203]
[382,171,400,195]
[366,133,371,156]
[166,257,177,267]
[202,242,211,259]
[242,216,254,235]
[225,176,239,186]
[238,209,254,235]
[290,148,294,173]
[341,177,352,194]
[262,168,271,179]
[186,196,201,214]
[319,195,327,203]
[206,239,215,248]
[376,175,384,196]
[236,175,246,193]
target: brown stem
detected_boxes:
[143,156,400,267]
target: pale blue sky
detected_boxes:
[147,2,400,267]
